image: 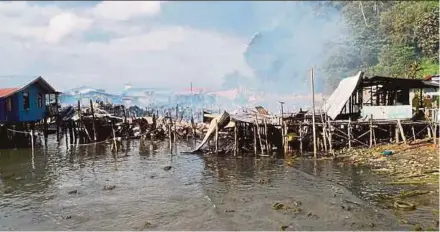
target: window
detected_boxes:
[6,97,12,112]
[23,92,30,110]
[38,93,43,108]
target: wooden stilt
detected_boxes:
[234,122,238,157]
[215,119,219,153]
[327,119,333,156]
[254,124,257,156]
[348,118,352,149]
[283,121,288,154]
[395,124,400,143]
[427,125,432,138]
[30,129,35,170]
[112,124,118,152]
[369,115,373,148]
[311,68,317,158]
[411,126,416,141]
[255,115,263,155]
[320,113,327,153]
[397,119,407,144]
[299,122,303,154]
[89,99,97,141]
[373,124,377,146]
[264,119,269,153]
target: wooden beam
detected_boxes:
[397,119,407,144]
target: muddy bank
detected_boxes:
[327,139,440,231]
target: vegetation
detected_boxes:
[321,1,439,92]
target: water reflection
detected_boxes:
[0,135,422,230]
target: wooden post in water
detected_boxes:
[283,121,288,153]
[234,122,238,157]
[279,101,285,148]
[299,122,303,154]
[90,99,97,141]
[327,119,333,156]
[321,114,328,153]
[253,124,257,156]
[264,118,269,154]
[43,116,48,147]
[30,129,35,170]
[77,100,82,143]
[255,115,263,155]
[123,105,127,124]
[215,119,219,153]
[369,114,373,148]
[348,118,352,149]
[68,121,74,145]
[310,68,317,158]
[55,95,60,143]
[112,124,118,153]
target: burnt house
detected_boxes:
[324,71,439,121]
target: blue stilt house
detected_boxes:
[0,76,60,123]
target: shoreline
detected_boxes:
[327,140,439,231]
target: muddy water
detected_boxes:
[0,135,425,230]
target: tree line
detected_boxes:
[321,1,439,92]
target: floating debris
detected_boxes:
[398,190,430,199]
[393,200,416,211]
[272,202,288,210]
[103,185,116,191]
[163,166,172,171]
[68,190,78,195]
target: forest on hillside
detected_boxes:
[321,1,439,92]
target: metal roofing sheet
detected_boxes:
[0,88,19,98]
[323,71,363,120]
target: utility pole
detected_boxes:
[311,68,317,159]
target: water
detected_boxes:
[0,135,431,230]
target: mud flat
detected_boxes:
[329,139,439,231]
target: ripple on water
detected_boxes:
[0,136,427,230]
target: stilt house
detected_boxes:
[0,76,60,123]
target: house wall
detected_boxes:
[361,105,412,120]
[0,94,20,123]
[17,83,47,122]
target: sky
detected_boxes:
[0,1,346,96]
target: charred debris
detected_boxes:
[1,72,439,156]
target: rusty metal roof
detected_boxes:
[0,88,19,98]
[0,76,58,99]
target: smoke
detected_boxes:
[221,2,349,111]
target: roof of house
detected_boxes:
[0,88,20,98]
[323,71,363,120]
[363,75,438,89]
[0,76,59,99]
[423,74,440,81]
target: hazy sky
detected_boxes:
[0,1,271,93]
[0,1,345,96]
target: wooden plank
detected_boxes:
[397,119,407,144]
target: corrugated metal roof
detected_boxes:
[323,71,363,120]
[0,76,58,98]
[0,88,19,98]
